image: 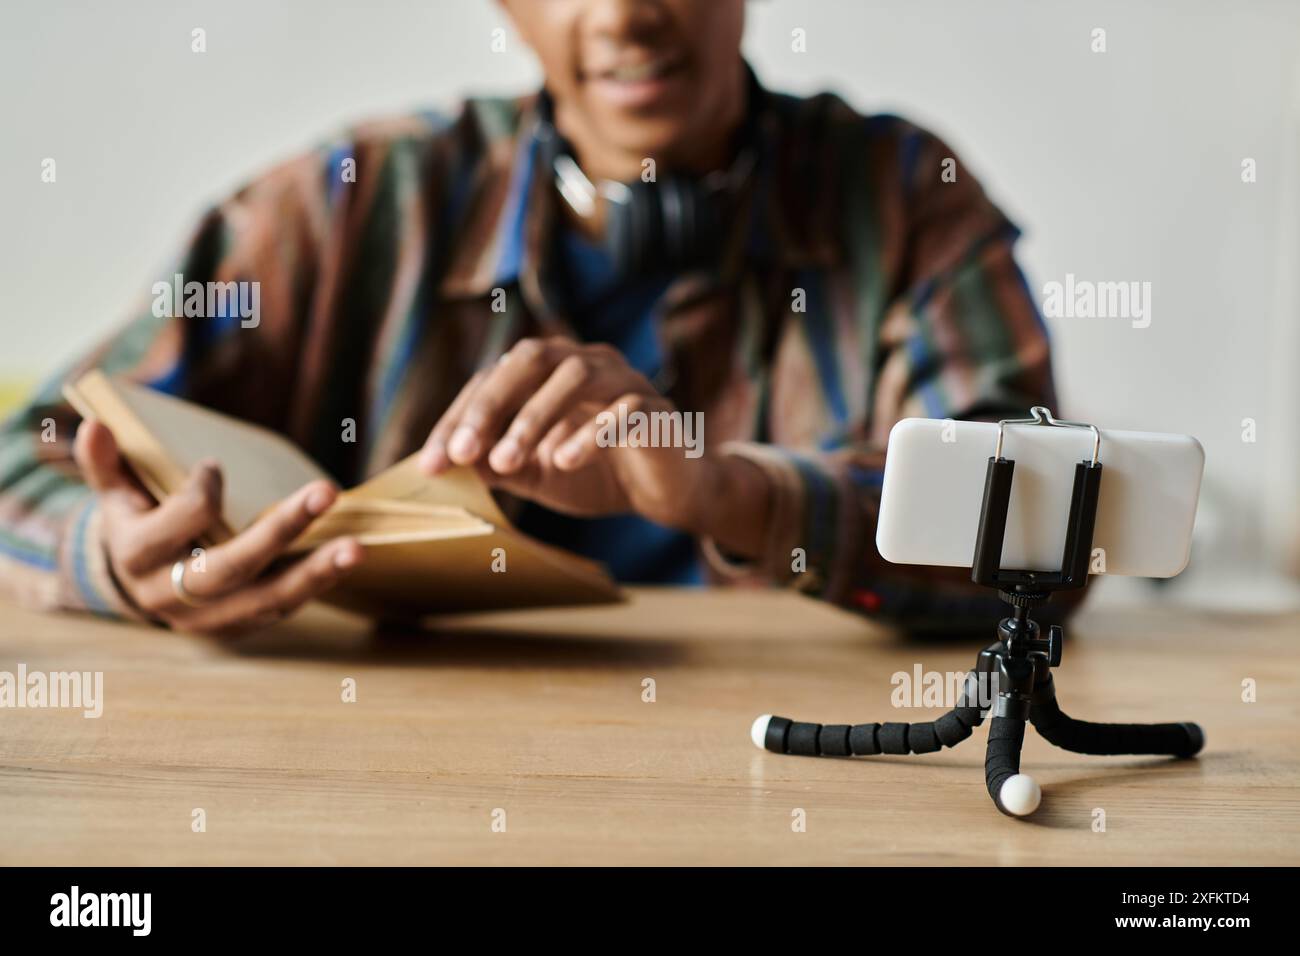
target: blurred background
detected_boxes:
[2,0,1297,609]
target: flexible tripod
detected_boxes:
[751,408,1204,817]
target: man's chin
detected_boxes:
[591,124,701,179]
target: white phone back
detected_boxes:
[875,418,1204,578]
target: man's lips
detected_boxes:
[586,53,685,83]
[582,53,688,107]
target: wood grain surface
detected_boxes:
[0,588,1295,865]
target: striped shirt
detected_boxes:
[0,72,1069,632]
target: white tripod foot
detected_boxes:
[750,714,773,750]
[998,773,1042,816]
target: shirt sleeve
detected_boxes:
[0,152,330,619]
[710,125,1083,635]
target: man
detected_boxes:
[0,0,1063,636]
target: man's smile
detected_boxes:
[582,51,689,109]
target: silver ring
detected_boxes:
[170,560,206,608]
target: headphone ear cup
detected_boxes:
[636,180,661,274]
[597,175,727,278]
[622,184,644,276]
[604,197,633,277]
[695,185,723,264]
[681,181,699,265]
[610,180,657,276]
[659,178,684,268]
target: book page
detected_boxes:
[66,372,329,532]
[346,454,510,526]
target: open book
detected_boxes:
[64,371,623,615]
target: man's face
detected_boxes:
[500,0,746,173]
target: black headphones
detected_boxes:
[535,88,758,280]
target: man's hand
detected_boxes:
[73,419,363,636]
[417,337,772,558]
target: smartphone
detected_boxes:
[875,418,1204,578]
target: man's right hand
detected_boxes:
[73,419,364,636]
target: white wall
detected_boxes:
[3,0,1297,593]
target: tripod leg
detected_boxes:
[985,715,1041,816]
[751,671,987,759]
[1029,674,1204,757]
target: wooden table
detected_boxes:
[0,588,1295,865]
